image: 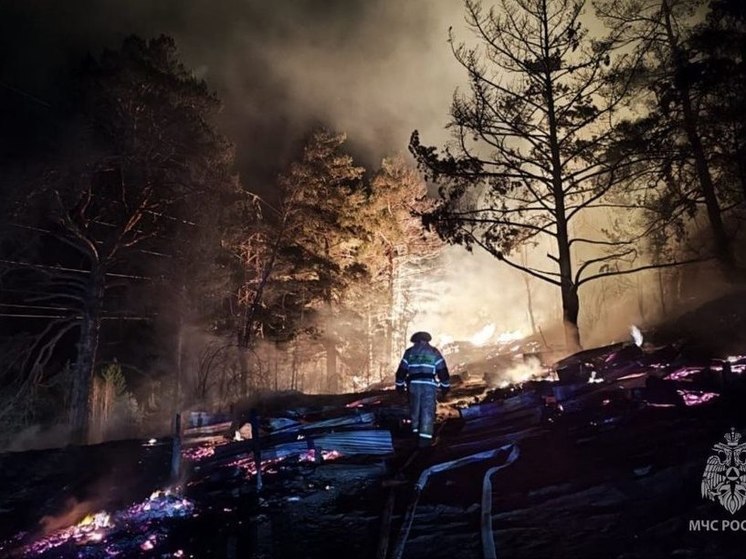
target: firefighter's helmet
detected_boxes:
[410,331,432,343]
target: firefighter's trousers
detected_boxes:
[409,382,437,442]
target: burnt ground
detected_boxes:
[2,395,746,559]
[0,440,172,545]
[5,289,746,559]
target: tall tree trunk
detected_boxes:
[384,250,395,368]
[174,285,185,415]
[237,347,250,398]
[291,342,299,391]
[323,235,337,393]
[69,268,105,444]
[734,125,746,202]
[562,287,581,350]
[241,233,283,349]
[323,289,338,392]
[365,309,373,387]
[541,0,581,351]
[525,276,538,336]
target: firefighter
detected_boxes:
[395,331,450,447]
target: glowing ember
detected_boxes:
[345,395,382,408]
[677,390,719,406]
[646,402,677,408]
[226,456,285,478]
[666,367,703,381]
[182,444,217,461]
[140,534,157,551]
[116,490,194,530]
[79,512,112,530]
[496,357,551,387]
[726,355,746,363]
[22,511,113,555]
[715,358,746,374]
[298,449,343,463]
[21,491,195,557]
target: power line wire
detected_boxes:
[0,313,153,320]
[0,259,152,281]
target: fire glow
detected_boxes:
[470,324,496,346]
[468,325,525,347]
[21,490,194,557]
[298,449,343,463]
[227,449,343,478]
[677,390,719,406]
[182,443,217,461]
[666,367,704,381]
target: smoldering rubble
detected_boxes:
[2,300,746,558]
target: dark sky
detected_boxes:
[0,0,464,187]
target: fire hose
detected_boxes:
[390,443,519,559]
[481,444,520,559]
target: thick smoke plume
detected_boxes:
[1,0,727,361]
[1,0,465,183]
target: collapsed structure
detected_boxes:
[2,325,746,558]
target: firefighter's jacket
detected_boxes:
[395,342,450,389]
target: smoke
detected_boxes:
[1,0,614,355]
[3,423,72,452]
[403,245,559,344]
[0,0,465,184]
[490,356,549,388]
[38,497,97,537]
[2,0,732,368]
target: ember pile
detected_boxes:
[0,391,402,558]
[16,491,193,558]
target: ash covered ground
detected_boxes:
[3,294,746,558]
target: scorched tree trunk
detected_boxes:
[69,268,105,444]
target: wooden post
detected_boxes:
[250,409,262,492]
[171,413,182,482]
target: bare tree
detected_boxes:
[410,0,687,348]
[4,36,239,442]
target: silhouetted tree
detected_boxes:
[597,0,742,274]
[410,0,657,348]
[690,0,746,201]
[4,35,239,441]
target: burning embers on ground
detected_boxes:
[180,443,217,462]
[5,330,745,558]
[223,449,343,478]
[4,438,347,558]
[16,490,193,558]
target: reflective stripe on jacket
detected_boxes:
[395,342,450,388]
